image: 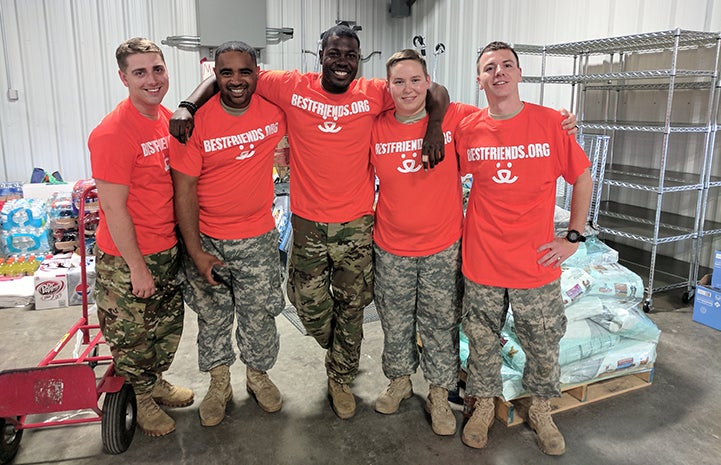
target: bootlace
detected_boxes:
[386,377,410,396]
[154,378,173,394]
[138,394,162,415]
[249,370,272,389]
[206,372,230,399]
[530,399,555,427]
[470,397,494,421]
[330,379,352,394]
[429,387,451,413]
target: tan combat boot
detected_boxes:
[375,375,413,414]
[246,367,282,413]
[461,396,495,448]
[199,365,233,427]
[136,392,175,437]
[152,375,195,407]
[527,397,566,456]
[327,378,356,420]
[425,384,456,436]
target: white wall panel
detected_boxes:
[1,0,720,182]
[0,0,200,183]
[0,0,32,182]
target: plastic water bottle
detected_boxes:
[4,257,15,277]
[24,254,39,275]
[14,256,26,276]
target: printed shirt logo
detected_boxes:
[140,136,171,172]
[202,122,279,162]
[141,136,170,157]
[492,162,518,184]
[397,152,423,173]
[466,142,551,185]
[290,94,371,134]
[236,143,256,160]
[375,137,428,175]
[318,121,342,133]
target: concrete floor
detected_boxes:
[1,290,720,465]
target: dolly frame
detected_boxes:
[0,184,135,464]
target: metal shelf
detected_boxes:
[515,28,721,310]
[523,69,716,84]
[580,121,710,132]
[603,240,704,295]
[602,164,716,193]
[584,81,716,91]
[597,201,703,241]
[514,29,721,56]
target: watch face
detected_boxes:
[567,230,581,243]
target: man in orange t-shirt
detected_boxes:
[455,42,592,456]
[170,25,450,420]
[170,42,287,427]
[88,38,193,439]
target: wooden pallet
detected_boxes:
[494,368,654,426]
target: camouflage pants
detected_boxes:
[182,229,284,372]
[94,245,184,394]
[462,278,567,398]
[374,241,462,390]
[287,214,373,384]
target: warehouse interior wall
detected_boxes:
[1,0,720,262]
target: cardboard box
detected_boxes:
[712,250,721,289]
[22,183,74,201]
[693,284,721,331]
[33,256,95,309]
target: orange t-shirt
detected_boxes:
[169,95,286,240]
[455,103,590,288]
[88,99,177,256]
[256,70,394,222]
[371,103,479,256]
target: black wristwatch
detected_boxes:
[565,229,586,243]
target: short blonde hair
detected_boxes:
[115,37,165,72]
[385,49,428,78]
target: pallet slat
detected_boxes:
[493,368,654,427]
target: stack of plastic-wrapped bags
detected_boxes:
[460,207,661,401]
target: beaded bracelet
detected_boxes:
[178,100,198,115]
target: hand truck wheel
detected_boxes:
[0,417,23,464]
[101,383,136,454]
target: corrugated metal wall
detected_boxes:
[0,0,200,182]
[265,0,721,106]
[0,0,719,182]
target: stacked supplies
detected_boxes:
[1,198,52,256]
[460,235,660,401]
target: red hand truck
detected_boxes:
[0,183,135,464]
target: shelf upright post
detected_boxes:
[690,33,721,294]
[644,29,682,308]
[569,53,578,115]
[576,51,589,127]
[539,45,547,106]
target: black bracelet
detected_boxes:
[178,100,198,115]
